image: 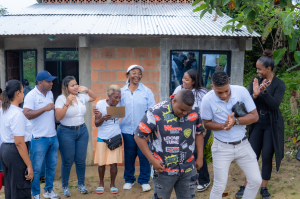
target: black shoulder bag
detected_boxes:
[103,134,123,151]
[232,101,248,117]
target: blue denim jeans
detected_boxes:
[204,66,216,87]
[57,124,89,187]
[122,133,150,185]
[31,136,59,196]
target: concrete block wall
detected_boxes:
[90,47,161,165]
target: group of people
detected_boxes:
[0,49,285,199]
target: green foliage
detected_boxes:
[23,51,36,87]
[193,0,300,70]
[0,5,7,15]
[204,134,213,163]
[273,47,287,66]
[277,71,300,137]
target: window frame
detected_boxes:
[5,49,38,83]
[169,50,232,95]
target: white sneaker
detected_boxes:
[33,195,40,199]
[43,190,60,199]
[141,184,151,192]
[123,182,135,190]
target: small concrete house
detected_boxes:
[0,0,259,165]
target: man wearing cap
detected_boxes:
[120,65,156,192]
[23,71,60,199]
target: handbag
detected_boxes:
[296,148,300,161]
[104,134,122,151]
[232,101,248,117]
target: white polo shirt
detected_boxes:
[0,105,32,143]
[203,54,219,67]
[55,94,89,126]
[23,86,56,138]
[96,99,121,140]
[201,85,256,142]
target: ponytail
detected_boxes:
[2,90,10,112]
[2,80,22,112]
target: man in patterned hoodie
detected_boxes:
[135,89,205,199]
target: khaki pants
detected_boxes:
[210,138,262,199]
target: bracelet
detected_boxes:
[64,104,69,108]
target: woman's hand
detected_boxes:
[102,114,112,121]
[253,78,271,97]
[25,166,34,182]
[78,86,88,93]
[66,94,75,105]
[93,106,100,115]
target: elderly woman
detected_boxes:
[120,65,156,192]
[55,76,96,197]
[94,85,123,194]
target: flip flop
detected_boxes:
[110,187,118,194]
[96,187,104,194]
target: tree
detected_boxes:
[0,6,7,15]
[193,0,300,70]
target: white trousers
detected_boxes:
[210,138,262,199]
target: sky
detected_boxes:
[0,0,37,13]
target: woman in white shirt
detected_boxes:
[94,85,123,194]
[0,80,33,199]
[55,76,96,197]
[173,69,211,192]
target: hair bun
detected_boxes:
[263,49,273,58]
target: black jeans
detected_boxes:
[249,114,274,180]
[0,142,31,199]
[194,129,211,184]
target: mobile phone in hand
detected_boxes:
[257,79,270,91]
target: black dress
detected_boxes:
[248,76,285,172]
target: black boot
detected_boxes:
[260,187,271,199]
[235,185,245,198]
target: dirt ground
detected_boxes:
[0,153,299,199]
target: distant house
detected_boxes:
[0,0,259,165]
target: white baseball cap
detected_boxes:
[127,65,144,73]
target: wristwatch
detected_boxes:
[262,89,268,94]
[235,118,240,125]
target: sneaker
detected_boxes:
[235,186,246,198]
[43,190,60,199]
[32,195,40,199]
[197,181,211,192]
[77,184,88,194]
[141,184,151,192]
[123,182,135,190]
[62,187,71,197]
[260,187,271,199]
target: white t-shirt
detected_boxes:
[173,85,208,115]
[23,87,56,138]
[55,94,89,126]
[203,54,219,67]
[201,85,256,142]
[96,99,121,140]
[0,105,32,143]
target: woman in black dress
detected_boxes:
[235,49,285,199]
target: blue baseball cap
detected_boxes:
[36,71,57,83]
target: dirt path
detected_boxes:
[0,155,299,198]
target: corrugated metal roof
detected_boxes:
[0,3,260,37]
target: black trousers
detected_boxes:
[194,129,211,184]
[249,114,274,181]
[0,142,31,199]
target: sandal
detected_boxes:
[96,187,104,194]
[110,187,118,194]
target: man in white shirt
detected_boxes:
[23,71,60,199]
[202,54,220,87]
[201,71,262,199]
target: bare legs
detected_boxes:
[98,163,118,188]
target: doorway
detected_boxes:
[44,49,79,101]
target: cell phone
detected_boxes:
[257,79,270,91]
[25,168,28,176]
